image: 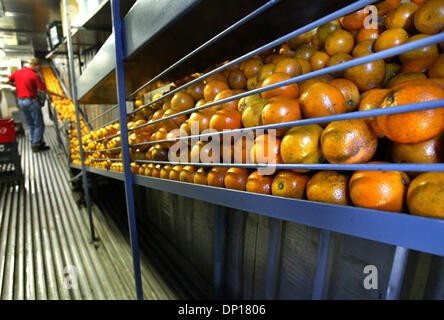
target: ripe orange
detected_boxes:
[251,134,283,164]
[386,71,427,88]
[399,34,439,65]
[355,28,379,43]
[298,75,333,95]
[227,69,247,90]
[344,53,386,91]
[325,30,354,56]
[261,72,299,99]
[242,59,264,79]
[299,82,346,123]
[374,28,408,52]
[274,58,302,77]
[391,133,444,164]
[261,96,301,137]
[414,0,444,35]
[194,167,208,185]
[384,2,419,30]
[287,30,314,49]
[329,78,360,112]
[306,171,351,205]
[169,165,184,181]
[207,167,228,188]
[321,119,378,164]
[171,92,194,111]
[280,124,325,167]
[213,89,241,111]
[224,167,249,191]
[340,9,369,30]
[186,82,205,101]
[399,57,436,74]
[246,171,273,194]
[271,170,309,199]
[209,109,242,132]
[407,172,444,219]
[293,44,317,61]
[294,58,312,74]
[376,0,402,16]
[310,51,330,71]
[351,39,376,57]
[160,164,173,179]
[188,109,214,133]
[376,79,444,144]
[179,165,197,183]
[429,53,444,79]
[144,163,155,176]
[316,20,342,48]
[358,88,390,138]
[349,162,411,212]
[204,80,230,102]
[325,53,353,77]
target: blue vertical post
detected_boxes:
[62,0,96,243]
[386,246,410,300]
[312,230,331,300]
[214,205,223,299]
[110,0,144,300]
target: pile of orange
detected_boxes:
[74,0,444,219]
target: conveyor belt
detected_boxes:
[0,126,183,300]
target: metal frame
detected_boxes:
[64,0,444,300]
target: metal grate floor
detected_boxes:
[0,126,184,300]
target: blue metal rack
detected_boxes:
[64,0,444,300]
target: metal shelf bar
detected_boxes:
[312,230,332,300]
[129,99,444,148]
[69,164,444,258]
[127,0,376,115]
[63,0,97,243]
[386,246,410,300]
[111,0,144,300]
[126,0,281,100]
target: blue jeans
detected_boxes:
[17,97,45,147]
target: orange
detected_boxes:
[160,164,173,179]
[261,97,301,137]
[209,109,242,131]
[186,82,205,101]
[414,0,444,35]
[287,30,314,49]
[271,170,309,199]
[207,167,228,188]
[316,20,342,47]
[294,58,312,74]
[224,167,249,191]
[310,51,330,71]
[179,165,197,183]
[384,2,419,31]
[399,57,437,74]
[279,43,295,57]
[340,9,369,30]
[376,79,444,144]
[349,162,411,212]
[190,140,219,163]
[144,163,155,176]
[205,72,227,84]
[194,167,208,185]
[203,80,229,102]
[151,144,169,161]
[169,165,184,181]
[299,82,346,123]
[171,92,194,112]
[298,75,333,95]
[261,72,299,99]
[306,171,351,205]
[351,39,375,57]
[257,64,276,82]
[399,34,439,65]
[162,109,187,131]
[242,59,264,79]
[429,54,444,79]
[274,58,302,77]
[227,69,247,90]
[355,28,379,43]
[321,119,378,164]
[251,134,283,164]
[280,124,325,167]
[358,88,390,138]
[329,78,360,112]
[391,133,444,164]
[386,71,427,88]
[374,28,408,52]
[325,30,354,56]
[246,171,273,195]
[376,0,401,16]
[407,172,444,219]
[241,97,268,128]
[344,53,386,91]
[325,53,353,77]
[293,44,317,61]
[213,89,240,111]
[188,109,214,133]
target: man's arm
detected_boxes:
[44,89,66,99]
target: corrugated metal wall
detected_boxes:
[133,185,444,300]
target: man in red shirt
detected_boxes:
[7,58,64,152]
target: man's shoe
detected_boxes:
[32,145,50,152]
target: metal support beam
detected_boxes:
[312,230,332,300]
[214,205,224,299]
[62,0,96,243]
[265,218,282,299]
[111,0,144,300]
[386,246,410,300]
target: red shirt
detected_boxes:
[8,67,46,98]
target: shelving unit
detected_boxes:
[52,0,444,300]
